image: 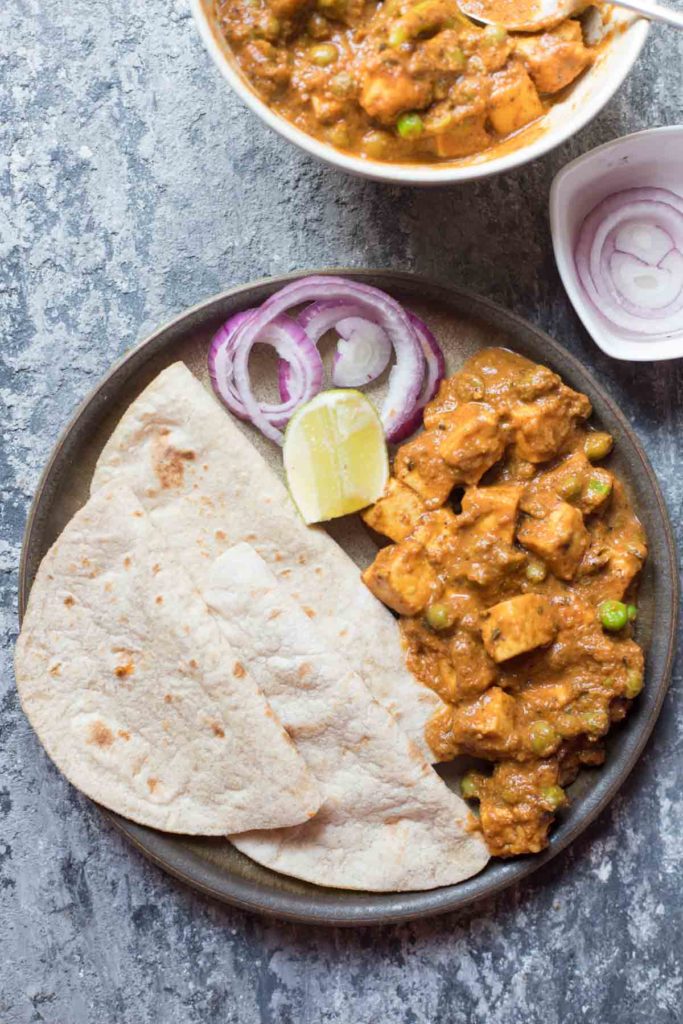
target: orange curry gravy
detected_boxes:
[214,0,599,164]
[361,349,647,857]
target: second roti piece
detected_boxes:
[204,544,490,892]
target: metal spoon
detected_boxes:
[458,0,683,33]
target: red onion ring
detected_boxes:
[208,309,323,429]
[575,187,683,337]
[391,312,446,442]
[230,277,425,444]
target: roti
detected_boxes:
[90,362,443,758]
[15,488,320,835]
[205,544,490,892]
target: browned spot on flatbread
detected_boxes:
[233,662,245,678]
[303,607,316,619]
[88,721,114,748]
[274,553,283,562]
[123,556,131,570]
[114,662,134,678]
[49,663,61,676]
[210,722,225,738]
[297,555,307,565]
[153,435,197,490]
[63,595,75,607]
[155,595,163,605]
[147,777,159,793]
[81,558,90,567]
[189,659,198,670]
[245,533,257,542]
[215,529,227,541]
[118,730,131,741]
[163,694,173,704]
[384,816,401,826]
[297,663,312,679]
[268,609,282,621]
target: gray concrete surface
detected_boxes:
[1,2,682,1022]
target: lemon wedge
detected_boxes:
[283,390,389,524]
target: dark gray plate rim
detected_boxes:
[18,269,679,927]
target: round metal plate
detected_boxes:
[19,270,678,926]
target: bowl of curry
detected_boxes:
[191,0,648,183]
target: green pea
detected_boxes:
[388,22,409,45]
[329,71,355,98]
[598,600,629,632]
[558,475,582,501]
[460,771,480,800]
[525,560,547,584]
[584,432,613,462]
[627,603,637,621]
[529,720,560,756]
[448,46,465,69]
[586,477,612,500]
[309,42,338,66]
[625,670,644,699]
[581,710,607,734]
[327,123,350,148]
[256,14,280,38]
[484,24,507,43]
[540,785,566,810]
[425,603,452,631]
[396,112,424,140]
[362,129,390,159]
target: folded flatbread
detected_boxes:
[90,363,442,759]
[15,488,320,834]
[205,544,490,892]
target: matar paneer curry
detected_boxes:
[362,348,646,857]
[214,0,599,164]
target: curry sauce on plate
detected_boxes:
[214,0,600,164]
[362,348,646,857]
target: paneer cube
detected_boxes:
[359,68,432,124]
[361,540,441,616]
[515,21,592,95]
[488,60,543,137]
[517,502,589,581]
[481,594,557,662]
[438,402,506,484]
[510,383,591,463]
[393,431,457,508]
[460,484,523,545]
[361,478,427,542]
[432,116,491,158]
[410,507,459,562]
[450,686,517,748]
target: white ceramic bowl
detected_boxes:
[190,0,648,186]
[550,125,683,361]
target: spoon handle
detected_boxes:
[614,0,683,29]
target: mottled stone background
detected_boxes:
[1,1,681,1021]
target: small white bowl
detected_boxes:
[191,0,648,187]
[550,125,683,361]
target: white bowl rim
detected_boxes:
[549,124,683,362]
[190,0,649,186]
